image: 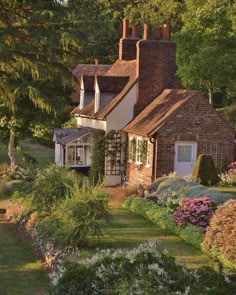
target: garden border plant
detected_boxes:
[49,241,232,295]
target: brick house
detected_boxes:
[54,19,235,186]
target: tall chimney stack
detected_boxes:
[119,19,140,61]
[155,26,162,40]
[135,23,176,114]
[143,24,151,40]
[132,24,138,38]
[163,24,171,40]
[122,19,129,38]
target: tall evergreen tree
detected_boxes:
[0,0,83,169]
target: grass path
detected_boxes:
[0,198,48,295]
[82,187,218,270]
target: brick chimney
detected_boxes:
[135,23,176,114]
[119,19,140,61]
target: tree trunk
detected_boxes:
[8,130,16,171]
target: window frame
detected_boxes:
[136,136,143,165]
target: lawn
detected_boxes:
[0,138,54,167]
[0,198,48,295]
[81,206,218,270]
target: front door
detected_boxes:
[174,142,197,176]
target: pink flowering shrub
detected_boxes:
[228,161,236,185]
[173,197,216,229]
[228,161,236,174]
[202,200,236,270]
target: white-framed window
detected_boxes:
[128,137,137,162]
[136,137,143,164]
[146,141,151,167]
[66,133,92,167]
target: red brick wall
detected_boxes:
[135,40,176,114]
[126,133,154,186]
[119,38,140,61]
[155,95,235,177]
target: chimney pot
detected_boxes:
[143,24,151,40]
[132,24,138,38]
[163,24,171,40]
[155,26,162,40]
[94,59,99,65]
[122,19,129,38]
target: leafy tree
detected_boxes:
[0,0,82,169]
[175,0,236,104]
[124,0,185,31]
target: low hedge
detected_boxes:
[123,197,204,249]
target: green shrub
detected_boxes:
[0,180,23,198]
[179,225,204,249]
[192,154,219,186]
[183,184,208,198]
[38,184,111,247]
[89,130,105,184]
[156,177,187,195]
[123,197,204,249]
[151,176,170,190]
[202,200,236,271]
[49,241,231,295]
[30,164,82,213]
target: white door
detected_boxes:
[174,142,197,176]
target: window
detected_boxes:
[128,137,135,162]
[146,141,151,167]
[177,145,192,162]
[136,137,142,164]
[66,134,92,166]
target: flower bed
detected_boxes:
[5,198,80,276]
[124,187,236,270]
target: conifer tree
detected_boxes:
[0,0,82,169]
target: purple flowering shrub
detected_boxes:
[173,197,216,229]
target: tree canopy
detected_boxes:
[0,0,82,167]
[174,0,236,105]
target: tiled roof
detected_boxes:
[123,89,202,136]
[71,59,137,119]
[72,64,111,78]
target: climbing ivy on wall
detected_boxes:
[89,130,106,184]
[89,130,124,183]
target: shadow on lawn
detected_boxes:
[81,208,218,270]
[0,217,48,295]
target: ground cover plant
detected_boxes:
[49,241,232,295]
[148,175,233,205]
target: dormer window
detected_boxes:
[79,76,85,110]
[94,76,100,113]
